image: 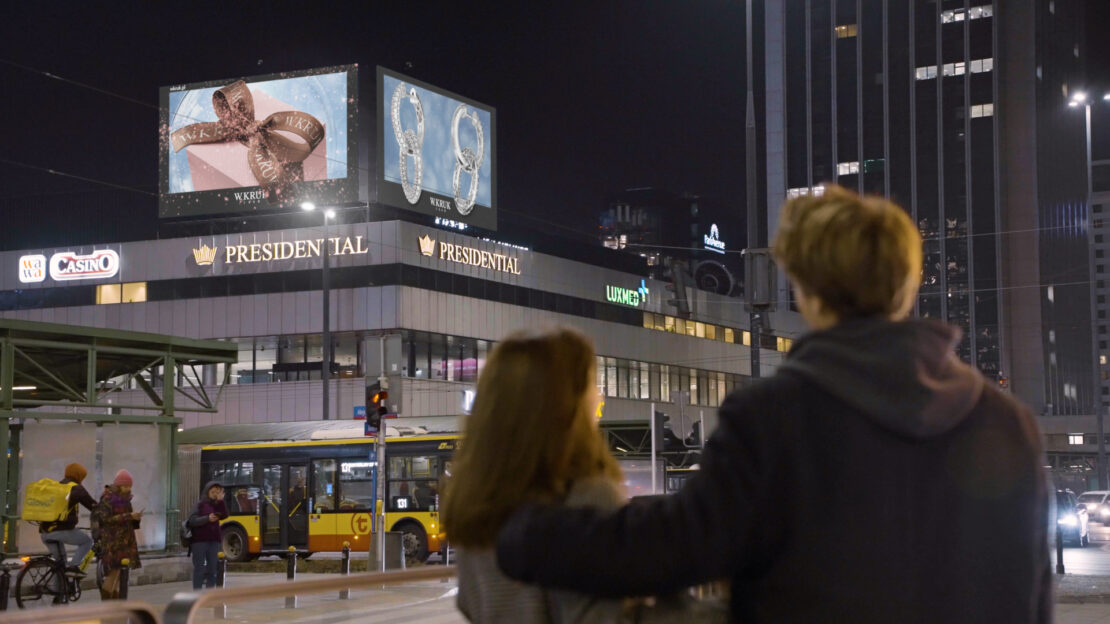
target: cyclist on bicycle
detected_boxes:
[40,463,97,577]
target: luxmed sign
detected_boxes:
[606,280,650,308]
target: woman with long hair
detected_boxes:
[444,327,626,623]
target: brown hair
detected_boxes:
[772,184,922,319]
[442,327,622,547]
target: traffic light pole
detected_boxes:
[377,334,388,571]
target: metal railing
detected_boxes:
[0,600,162,624]
[163,565,457,624]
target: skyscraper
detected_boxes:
[761,0,1089,419]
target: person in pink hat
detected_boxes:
[93,469,142,600]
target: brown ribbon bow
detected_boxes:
[170,80,325,203]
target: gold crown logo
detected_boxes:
[192,243,218,266]
[418,235,436,257]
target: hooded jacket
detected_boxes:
[497,319,1051,623]
[188,480,229,543]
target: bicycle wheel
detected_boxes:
[96,555,108,591]
[15,558,58,609]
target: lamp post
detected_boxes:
[1070,91,1109,488]
[301,202,336,420]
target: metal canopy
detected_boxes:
[0,318,238,553]
[0,318,237,417]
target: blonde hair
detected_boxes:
[442,327,622,547]
[772,184,922,319]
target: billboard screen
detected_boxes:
[159,64,358,218]
[377,67,497,230]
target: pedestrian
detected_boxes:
[496,185,1051,622]
[39,462,98,576]
[187,480,228,590]
[442,327,631,623]
[94,469,142,600]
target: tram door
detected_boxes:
[260,463,310,551]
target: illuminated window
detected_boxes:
[970,103,994,118]
[777,337,794,352]
[1069,434,1084,445]
[695,322,706,339]
[942,5,992,23]
[724,327,735,343]
[786,184,826,199]
[837,161,860,176]
[705,324,717,341]
[915,65,938,80]
[835,24,857,38]
[643,312,655,330]
[1101,355,1107,365]
[122,282,147,303]
[742,331,751,347]
[686,320,697,337]
[664,316,676,333]
[96,284,121,305]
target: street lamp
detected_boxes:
[301,201,336,420]
[1071,90,1109,488]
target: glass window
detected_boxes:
[606,357,617,397]
[664,316,676,333]
[695,322,706,339]
[724,327,735,343]
[660,364,670,402]
[96,284,121,305]
[254,336,276,383]
[1068,434,1084,445]
[697,370,709,406]
[640,362,650,399]
[597,356,606,392]
[654,314,667,331]
[686,320,697,337]
[122,282,146,303]
[707,372,719,407]
[338,459,375,510]
[312,459,337,512]
[231,338,253,384]
[716,372,727,406]
[333,333,360,378]
[742,331,751,346]
[226,485,260,515]
[705,324,717,341]
[674,318,686,335]
[617,360,629,399]
[388,455,445,512]
[643,312,654,330]
[477,340,490,378]
[278,335,305,364]
[650,363,661,400]
[430,334,447,380]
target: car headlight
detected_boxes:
[1088,503,1099,511]
[1101,506,1110,516]
[1059,514,1079,526]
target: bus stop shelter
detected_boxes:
[0,319,237,553]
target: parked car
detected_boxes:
[1057,489,1090,547]
[1079,490,1110,524]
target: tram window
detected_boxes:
[338,460,374,510]
[313,459,337,511]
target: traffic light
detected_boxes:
[663,258,692,318]
[365,382,389,435]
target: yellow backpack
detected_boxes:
[23,479,77,523]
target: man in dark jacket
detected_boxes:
[40,462,98,576]
[496,185,1051,622]
[188,481,228,589]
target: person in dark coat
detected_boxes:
[40,462,98,575]
[495,185,1052,623]
[94,470,142,600]
[188,480,228,589]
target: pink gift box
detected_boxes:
[185,90,327,192]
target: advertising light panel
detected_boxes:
[159,65,358,218]
[377,67,497,231]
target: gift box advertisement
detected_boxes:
[159,65,357,217]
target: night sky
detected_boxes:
[0,2,1107,252]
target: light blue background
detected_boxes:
[382,75,492,207]
[167,72,349,194]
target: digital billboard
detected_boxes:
[159,65,358,218]
[377,67,497,231]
